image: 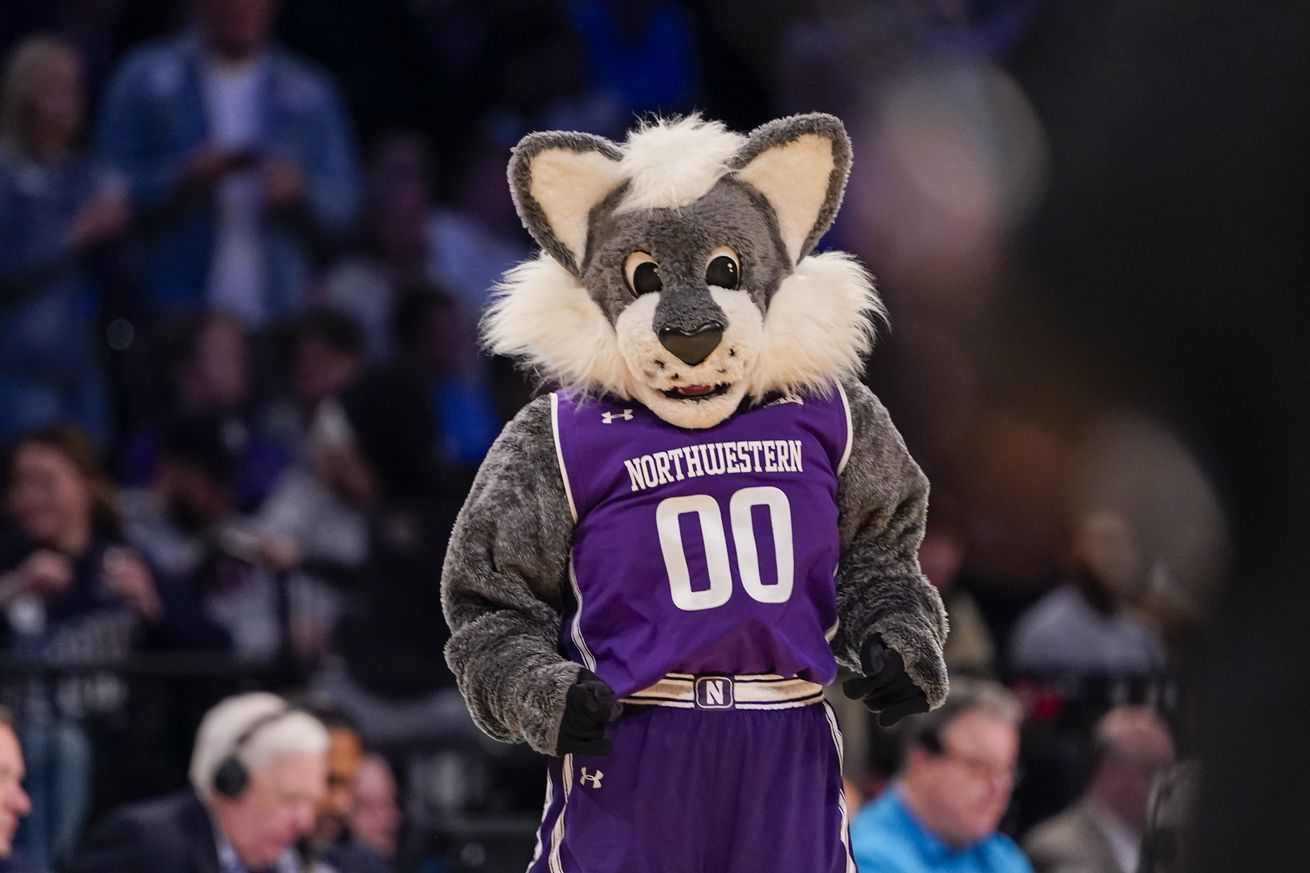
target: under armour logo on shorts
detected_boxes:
[602,409,634,424]
[579,767,604,788]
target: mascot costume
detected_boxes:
[441,113,949,872]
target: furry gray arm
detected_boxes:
[831,377,950,708]
[441,396,582,754]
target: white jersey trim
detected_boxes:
[822,701,858,873]
[550,392,579,523]
[548,755,574,873]
[568,561,597,672]
[530,769,553,864]
[835,381,854,476]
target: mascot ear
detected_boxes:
[731,113,852,265]
[508,131,627,276]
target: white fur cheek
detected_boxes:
[746,252,880,398]
[709,289,764,379]
[481,254,635,398]
[614,293,664,378]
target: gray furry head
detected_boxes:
[488,113,883,429]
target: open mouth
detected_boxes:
[662,383,730,401]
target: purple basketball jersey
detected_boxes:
[551,386,851,697]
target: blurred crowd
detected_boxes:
[0,0,1246,871]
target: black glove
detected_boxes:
[555,669,623,756]
[842,634,930,727]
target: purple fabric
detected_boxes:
[528,702,853,873]
[553,389,849,697]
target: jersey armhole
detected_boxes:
[550,392,580,523]
[835,381,854,476]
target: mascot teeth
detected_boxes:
[664,384,728,400]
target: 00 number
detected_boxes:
[655,486,794,611]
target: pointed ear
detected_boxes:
[731,114,852,265]
[508,131,627,275]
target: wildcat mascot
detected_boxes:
[441,113,949,873]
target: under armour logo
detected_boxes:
[602,409,634,424]
[579,767,604,788]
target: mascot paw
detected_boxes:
[556,669,624,756]
[842,634,930,727]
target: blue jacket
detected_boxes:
[0,146,108,444]
[850,787,1034,873]
[96,35,359,319]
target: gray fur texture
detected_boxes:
[832,376,949,707]
[441,396,579,754]
[581,178,790,330]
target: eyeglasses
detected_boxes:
[920,733,1023,785]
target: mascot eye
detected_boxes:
[624,252,662,295]
[705,247,740,289]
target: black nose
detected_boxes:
[658,322,724,367]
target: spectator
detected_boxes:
[348,753,400,865]
[391,287,499,474]
[0,423,162,871]
[95,0,359,327]
[261,309,367,465]
[0,424,163,652]
[251,397,374,666]
[309,369,474,754]
[0,707,33,860]
[0,35,129,447]
[1009,507,1167,676]
[120,412,280,660]
[321,134,432,361]
[322,133,527,362]
[849,678,1032,873]
[1023,707,1177,873]
[299,701,393,873]
[70,692,328,873]
[920,501,996,677]
[426,144,531,327]
[1136,760,1199,873]
[120,311,290,511]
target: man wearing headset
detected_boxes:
[71,692,329,873]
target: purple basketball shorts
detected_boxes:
[527,674,855,873]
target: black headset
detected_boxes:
[211,706,298,799]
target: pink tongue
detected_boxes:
[678,384,716,396]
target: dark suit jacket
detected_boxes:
[322,840,395,873]
[1023,798,1127,873]
[70,788,222,873]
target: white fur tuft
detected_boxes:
[746,252,883,398]
[482,254,634,398]
[616,116,745,213]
